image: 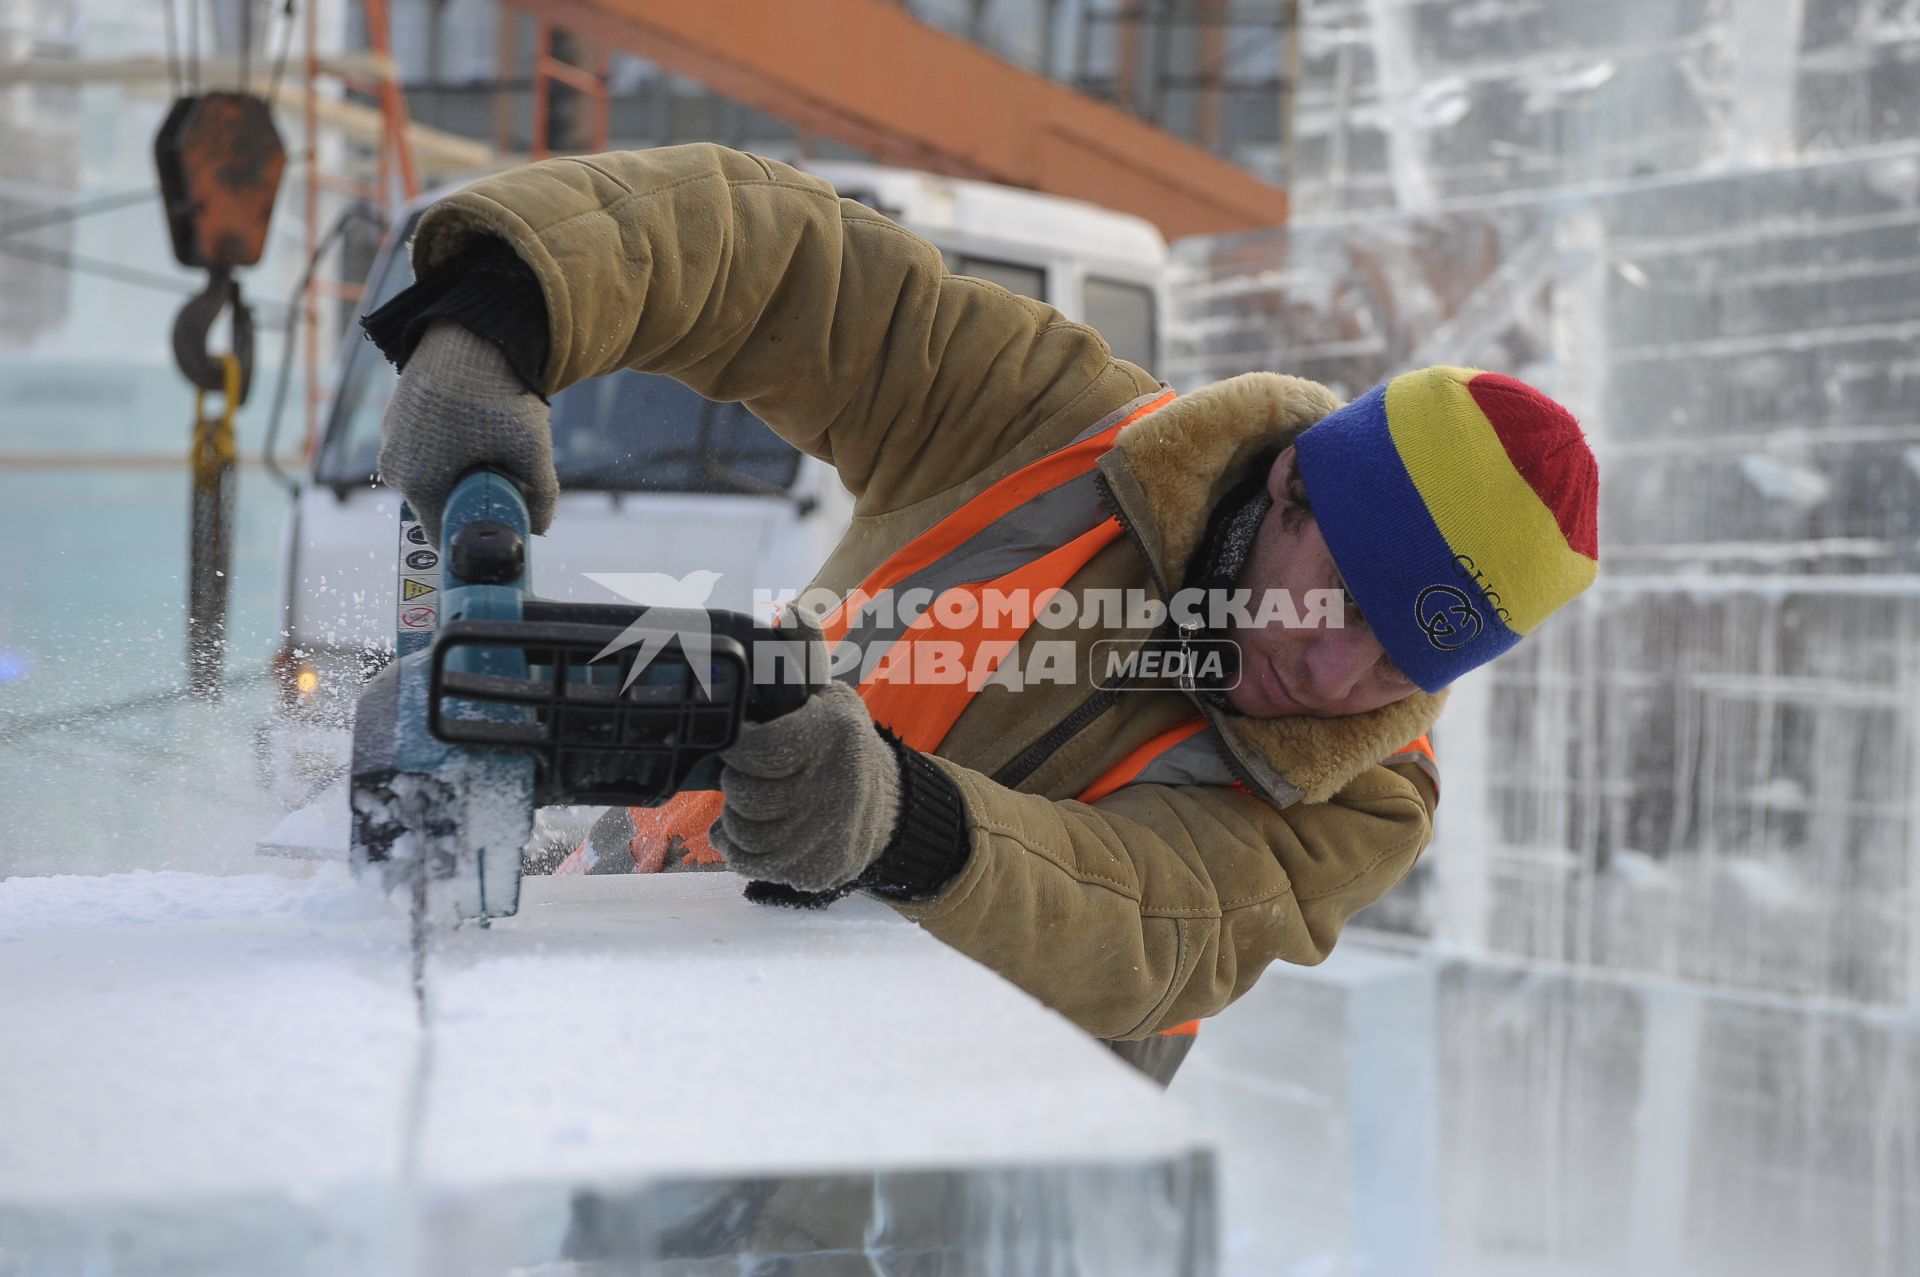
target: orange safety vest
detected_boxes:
[559,386,1174,875]
[1383,732,1439,796]
[819,387,1175,749]
[558,385,1437,1044]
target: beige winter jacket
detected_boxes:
[410,144,1443,1042]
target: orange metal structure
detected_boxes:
[301,0,421,452]
[506,2,615,159]
[518,0,1288,239]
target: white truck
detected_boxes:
[258,161,1169,812]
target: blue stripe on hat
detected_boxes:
[1294,385,1520,692]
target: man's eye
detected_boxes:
[1342,588,1368,628]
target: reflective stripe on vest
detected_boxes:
[1076,716,1239,804]
[824,387,1176,753]
[1074,717,1241,1047]
[1385,733,1439,795]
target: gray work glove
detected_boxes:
[709,680,904,894]
[377,321,560,544]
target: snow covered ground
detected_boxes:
[0,868,1213,1274]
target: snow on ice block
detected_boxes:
[0,866,417,1274]
[0,868,1214,1275]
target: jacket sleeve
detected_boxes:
[407,143,1156,514]
[889,759,1437,1041]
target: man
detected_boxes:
[368,143,1598,1085]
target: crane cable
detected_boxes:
[187,353,243,701]
[269,0,298,100]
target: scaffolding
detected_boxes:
[496,1,614,159]
[299,0,422,455]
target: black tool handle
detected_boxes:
[431,603,822,807]
[516,602,819,722]
[739,622,818,724]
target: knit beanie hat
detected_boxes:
[1293,366,1599,693]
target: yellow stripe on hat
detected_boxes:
[1384,367,1597,635]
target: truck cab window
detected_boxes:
[949,254,1047,303]
[1084,277,1156,371]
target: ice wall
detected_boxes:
[1431,955,1920,1277]
[1180,944,1920,1277]
[1286,0,1920,216]
[1172,150,1920,1011]
[1171,23,1920,1265]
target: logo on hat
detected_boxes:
[1415,584,1483,651]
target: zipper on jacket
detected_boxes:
[1175,616,1203,695]
[984,466,1166,792]
[992,684,1126,790]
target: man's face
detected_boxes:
[1225,445,1422,718]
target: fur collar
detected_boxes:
[1101,372,1447,805]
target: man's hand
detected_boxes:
[710,681,903,894]
[378,321,559,544]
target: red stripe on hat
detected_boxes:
[1467,373,1599,559]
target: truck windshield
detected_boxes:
[314,223,802,496]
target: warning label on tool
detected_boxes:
[396,509,441,643]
